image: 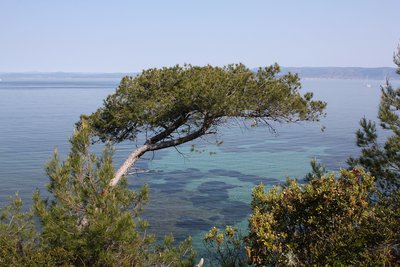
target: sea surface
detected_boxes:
[0,77,393,251]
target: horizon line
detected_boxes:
[0,66,397,74]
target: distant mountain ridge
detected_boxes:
[0,67,398,81]
[279,67,399,80]
[0,72,135,81]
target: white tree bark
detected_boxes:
[109,144,149,187]
[195,258,204,267]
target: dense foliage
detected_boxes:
[246,169,399,266]
[0,195,41,265]
[88,63,325,143]
[203,226,247,267]
[0,120,195,266]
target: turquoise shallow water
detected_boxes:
[0,77,389,252]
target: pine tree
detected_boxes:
[85,64,326,187]
[0,119,196,266]
[348,47,400,194]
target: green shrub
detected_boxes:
[0,120,195,266]
[246,169,397,266]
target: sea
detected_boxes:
[0,76,394,252]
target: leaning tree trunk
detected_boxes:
[109,116,213,187]
[109,144,150,187]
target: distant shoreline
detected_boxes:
[279,67,399,80]
[0,66,399,81]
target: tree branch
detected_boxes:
[145,114,188,144]
[148,117,213,151]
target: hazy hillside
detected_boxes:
[0,67,398,81]
[0,72,136,81]
[279,67,398,80]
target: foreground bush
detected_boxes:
[203,226,247,267]
[246,169,399,266]
[0,120,195,266]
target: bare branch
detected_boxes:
[148,117,213,152]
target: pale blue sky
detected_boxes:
[1,0,399,72]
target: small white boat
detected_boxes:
[365,76,372,88]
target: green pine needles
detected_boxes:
[348,46,400,194]
[0,120,195,266]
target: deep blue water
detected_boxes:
[0,77,390,250]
